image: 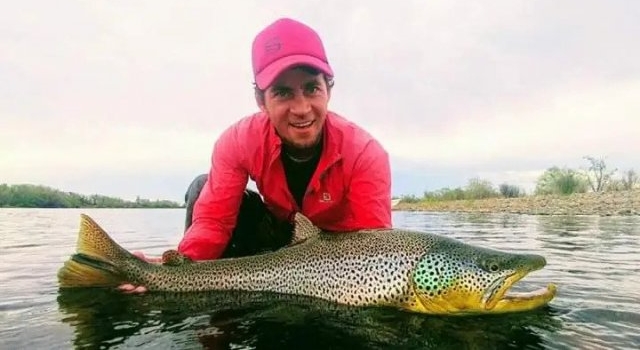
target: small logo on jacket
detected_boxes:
[320,192,332,202]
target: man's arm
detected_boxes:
[177,125,249,260]
[345,139,393,229]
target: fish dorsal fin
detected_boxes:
[289,212,322,245]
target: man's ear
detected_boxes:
[324,75,333,101]
[254,88,266,112]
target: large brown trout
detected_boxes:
[57,213,557,315]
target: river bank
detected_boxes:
[394,189,640,216]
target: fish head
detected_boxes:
[409,241,556,315]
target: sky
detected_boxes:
[2,0,639,203]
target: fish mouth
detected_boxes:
[482,271,557,313]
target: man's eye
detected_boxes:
[305,86,320,94]
[273,90,290,97]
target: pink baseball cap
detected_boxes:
[251,18,334,90]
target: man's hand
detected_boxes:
[117,251,161,294]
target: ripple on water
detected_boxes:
[1,209,639,349]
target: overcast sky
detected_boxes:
[2,0,638,202]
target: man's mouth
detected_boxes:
[290,120,314,129]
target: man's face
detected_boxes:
[259,67,330,150]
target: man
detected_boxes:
[120,17,392,293]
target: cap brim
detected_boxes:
[255,54,334,90]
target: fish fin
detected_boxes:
[289,212,322,245]
[57,253,123,288]
[161,249,193,266]
[57,214,136,288]
[76,213,134,260]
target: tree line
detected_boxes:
[398,156,638,203]
[0,183,183,208]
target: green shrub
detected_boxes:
[499,183,522,198]
[464,178,499,199]
[535,167,588,195]
[398,194,421,203]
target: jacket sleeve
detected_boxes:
[345,139,393,229]
[177,125,248,260]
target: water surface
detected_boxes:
[1,208,638,349]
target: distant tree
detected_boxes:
[424,187,466,201]
[0,183,182,208]
[583,156,616,192]
[0,184,9,206]
[499,183,522,198]
[535,167,588,195]
[399,194,421,203]
[621,169,638,190]
[464,178,499,199]
[605,179,625,192]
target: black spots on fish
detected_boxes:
[178,278,198,290]
[413,253,460,298]
[455,261,505,295]
[134,229,435,311]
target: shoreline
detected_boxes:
[393,189,640,216]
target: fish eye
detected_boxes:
[481,259,500,273]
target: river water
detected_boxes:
[1,208,638,349]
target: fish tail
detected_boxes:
[57,254,124,287]
[57,214,136,288]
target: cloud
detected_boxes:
[380,79,640,167]
[1,1,638,201]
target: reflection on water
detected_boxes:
[56,288,563,350]
[1,209,639,349]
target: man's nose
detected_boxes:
[289,93,312,115]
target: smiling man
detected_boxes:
[122,18,391,292]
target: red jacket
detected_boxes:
[177,111,392,260]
